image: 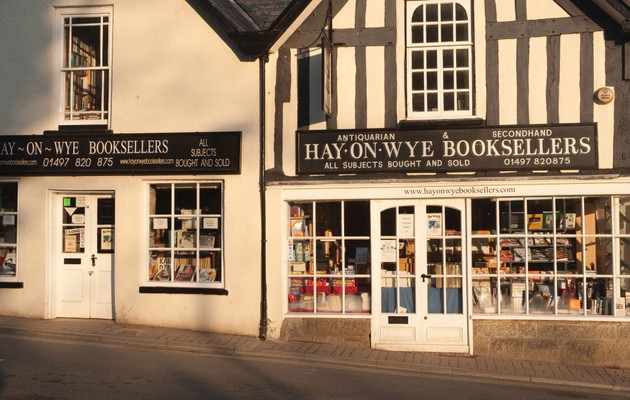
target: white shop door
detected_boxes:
[371,200,469,353]
[54,193,114,319]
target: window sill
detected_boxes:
[0,282,24,289]
[398,117,485,129]
[139,286,228,295]
[44,125,111,135]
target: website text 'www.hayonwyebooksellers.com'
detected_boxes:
[403,186,517,196]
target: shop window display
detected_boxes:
[0,183,18,279]
[471,196,628,317]
[147,182,223,286]
[287,200,371,314]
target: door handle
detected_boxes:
[91,254,97,267]
[420,273,432,283]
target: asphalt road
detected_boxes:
[0,336,626,400]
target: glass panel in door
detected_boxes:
[380,206,416,314]
[425,206,463,315]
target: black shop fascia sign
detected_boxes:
[296,123,598,174]
[0,131,241,176]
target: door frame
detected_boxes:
[370,199,471,353]
[47,190,115,319]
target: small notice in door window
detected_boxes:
[381,239,397,263]
[397,214,414,237]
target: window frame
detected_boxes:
[405,0,474,120]
[144,181,225,290]
[471,195,630,318]
[56,6,113,127]
[0,182,19,283]
[286,200,372,315]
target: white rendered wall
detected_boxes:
[0,0,262,337]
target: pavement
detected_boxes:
[1,316,630,394]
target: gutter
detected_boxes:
[258,54,268,340]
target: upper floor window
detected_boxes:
[58,7,111,125]
[406,0,473,119]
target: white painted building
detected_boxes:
[0,1,263,336]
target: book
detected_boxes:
[500,249,513,262]
[528,214,543,230]
[512,247,528,262]
[199,268,217,282]
[564,213,576,229]
[200,234,215,248]
[175,264,196,281]
[176,230,195,248]
[290,220,305,236]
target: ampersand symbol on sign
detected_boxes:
[442,132,449,139]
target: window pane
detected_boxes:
[380,207,396,236]
[529,279,555,315]
[471,199,497,233]
[456,70,469,89]
[411,26,424,43]
[500,200,524,234]
[441,24,453,42]
[427,51,438,68]
[444,92,455,110]
[586,277,613,315]
[443,71,454,89]
[73,17,101,24]
[412,93,425,112]
[427,71,438,90]
[411,51,424,69]
[441,3,454,21]
[584,197,612,235]
[411,5,424,22]
[426,24,439,42]
[427,93,438,111]
[455,4,468,20]
[0,183,17,212]
[456,49,469,67]
[443,50,454,68]
[102,25,109,67]
[315,202,342,236]
[345,239,371,274]
[619,197,630,235]
[620,238,630,275]
[426,4,439,21]
[555,198,581,233]
[456,92,469,111]
[412,72,425,90]
[455,23,469,41]
[472,278,497,314]
[200,185,222,214]
[344,201,370,236]
[174,184,196,213]
[502,278,526,314]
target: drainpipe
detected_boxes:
[258,54,269,340]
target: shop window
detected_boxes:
[471,196,630,317]
[287,201,371,314]
[147,182,223,287]
[58,7,111,125]
[0,183,18,280]
[406,0,473,119]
